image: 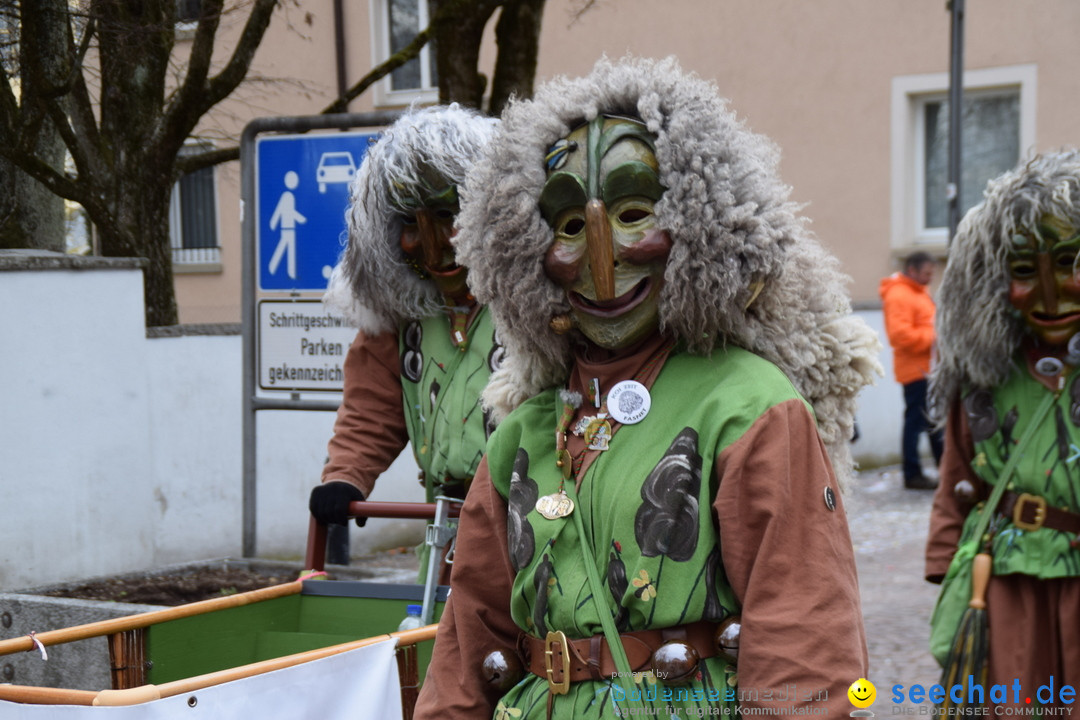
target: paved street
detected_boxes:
[846,464,943,714]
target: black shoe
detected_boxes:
[904,475,939,490]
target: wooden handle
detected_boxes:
[305,501,463,570]
[0,685,98,706]
[969,552,992,610]
[0,581,303,658]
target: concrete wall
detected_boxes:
[0,253,424,592]
[0,252,899,591]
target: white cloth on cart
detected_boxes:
[0,637,401,719]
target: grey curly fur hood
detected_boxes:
[454,56,882,481]
[931,149,1080,417]
[323,104,498,334]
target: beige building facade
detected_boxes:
[173,0,1080,323]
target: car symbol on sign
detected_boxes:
[316,151,356,193]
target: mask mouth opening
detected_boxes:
[569,277,651,318]
[427,262,464,277]
[1029,310,1080,325]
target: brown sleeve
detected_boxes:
[320,330,409,498]
[925,397,980,582]
[714,399,868,715]
[414,457,520,719]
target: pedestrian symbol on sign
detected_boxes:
[268,170,307,279]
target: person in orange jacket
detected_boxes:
[880,251,943,489]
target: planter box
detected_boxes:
[0,557,397,691]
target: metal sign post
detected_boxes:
[240,111,401,558]
[947,0,965,244]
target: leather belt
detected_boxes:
[999,490,1080,534]
[522,620,717,687]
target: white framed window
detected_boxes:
[170,143,221,270]
[175,0,200,39]
[890,64,1036,250]
[370,0,439,107]
[175,0,201,23]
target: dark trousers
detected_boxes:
[902,378,944,481]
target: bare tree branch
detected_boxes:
[174,0,225,108]
[569,0,599,21]
[321,27,433,115]
[177,145,239,174]
[202,0,277,107]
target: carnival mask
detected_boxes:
[396,178,470,304]
[540,116,671,349]
[1008,213,1080,348]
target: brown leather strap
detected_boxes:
[523,621,717,684]
[999,490,1080,535]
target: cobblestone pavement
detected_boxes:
[846,464,943,713]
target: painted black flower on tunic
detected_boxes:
[702,546,725,622]
[607,540,629,631]
[488,329,506,373]
[963,390,998,443]
[1000,406,1018,457]
[634,428,701,562]
[1070,374,1080,426]
[429,379,441,411]
[507,448,538,572]
[400,321,423,383]
[533,553,554,637]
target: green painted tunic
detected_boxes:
[399,307,501,501]
[485,347,810,718]
[960,366,1080,578]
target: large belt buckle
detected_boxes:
[543,630,570,695]
[1013,492,1047,531]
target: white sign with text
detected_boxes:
[258,299,357,392]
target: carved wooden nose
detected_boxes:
[585,199,616,301]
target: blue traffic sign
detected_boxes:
[256,131,379,291]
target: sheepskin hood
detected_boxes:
[931,149,1080,418]
[454,56,882,481]
[322,104,498,334]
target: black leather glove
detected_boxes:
[309,481,366,527]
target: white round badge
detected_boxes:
[607,380,651,425]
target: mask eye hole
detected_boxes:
[561,217,585,237]
[1054,251,1077,270]
[618,207,651,224]
[1010,260,1037,279]
[435,208,455,221]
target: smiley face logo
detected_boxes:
[847,678,876,708]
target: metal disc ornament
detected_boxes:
[607,380,651,425]
[1035,356,1064,377]
[1067,333,1080,366]
[536,491,575,520]
[555,449,573,480]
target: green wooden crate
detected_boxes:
[145,581,448,684]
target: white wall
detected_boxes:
[851,309,904,469]
[0,255,898,591]
[0,254,424,591]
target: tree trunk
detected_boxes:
[0,0,70,251]
[434,0,500,109]
[98,169,179,327]
[488,0,546,116]
[0,156,65,251]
